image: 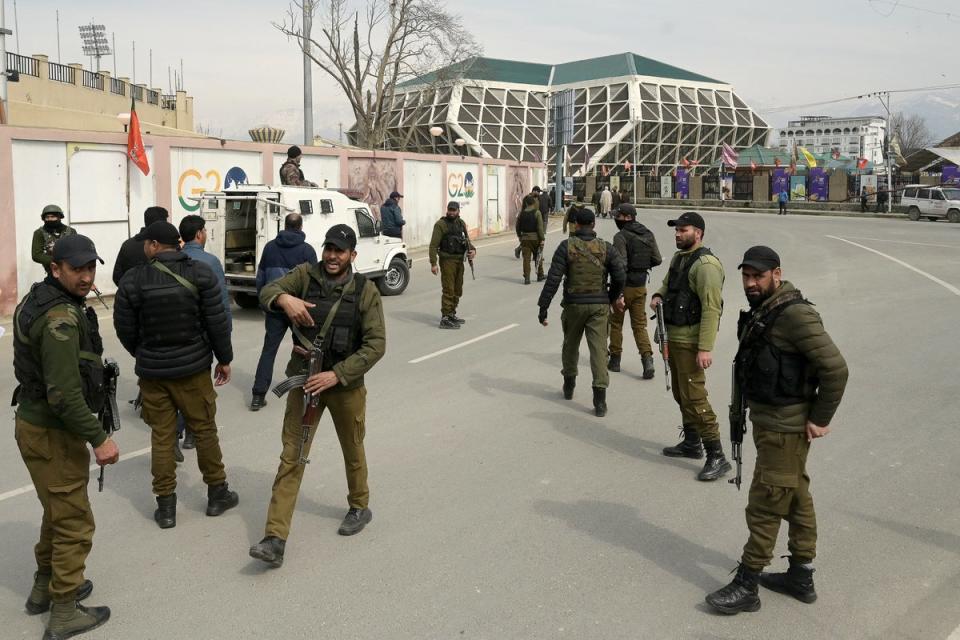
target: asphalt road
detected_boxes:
[1,209,958,640]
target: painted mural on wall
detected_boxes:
[347,158,397,217]
[506,166,530,229]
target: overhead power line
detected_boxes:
[867,0,960,22]
[760,83,960,115]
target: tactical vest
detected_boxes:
[296,273,367,372]
[279,160,305,185]
[439,218,468,255]
[566,236,607,295]
[516,209,540,234]
[12,281,105,412]
[40,226,74,256]
[662,247,713,326]
[735,294,811,406]
[621,225,656,273]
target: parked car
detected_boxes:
[900,184,960,222]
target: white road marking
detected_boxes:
[411,225,563,263]
[827,235,960,297]
[0,446,153,503]
[408,323,519,364]
[841,236,960,250]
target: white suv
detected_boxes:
[900,185,960,222]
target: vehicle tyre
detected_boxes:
[234,292,260,309]
[377,257,410,296]
[948,209,960,223]
[907,206,920,221]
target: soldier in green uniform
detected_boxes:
[13,234,118,639]
[649,211,730,481]
[516,194,545,284]
[249,224,386,568]
[538,208,626,417]
[607,203,662,378]
[31,205,77,275]
[429,201,476,329]
[706,246,848,614]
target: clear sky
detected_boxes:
[6,0,959,141]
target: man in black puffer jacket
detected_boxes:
[114,221,238,530]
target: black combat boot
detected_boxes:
[250,393,267,411]
[338,508,373,536]
[524,276,531,285]
[43,601,111,640]
[439,315,460,330]
[662,426,704,459]
[537,274,546,282]
[705,564,762,615]
[607,354,621,372]
[206,483,239,516]
[154,494,176,529]
[182,428,196,450]
[25,570,93,615]
[249,536,286,568]
[760,557,817,603]
[562,376,576,400]
[641,355,656,380]
[592,387,607,417]
[698,440,732,481]
[450,314,466,325]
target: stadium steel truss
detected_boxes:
[365,53,769,176]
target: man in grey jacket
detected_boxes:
[380,191,405,238]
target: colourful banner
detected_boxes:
[943,165,959,186]
[771,169,789,201]
[676,170,689,199]
[808,167,828,201]
[790,175,807,201]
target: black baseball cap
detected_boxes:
[532,186,542,193]
[667,211,705,231]
[324,224,357,250]
[575,207,596,225]
[738,246,781,272]
[142,221,181,246]
[616,203,637,217]
[52,234,104,267]
[447,201,460,211]
[390,191,403,199]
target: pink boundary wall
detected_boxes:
[0,126,544,315]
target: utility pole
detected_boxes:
[302,0,314,146]
[112,33,116,75]
[874,91,893,213]
[149,49,152,88]
[12,0,19,54]
[56,10,61,63]
[1,1,9,125]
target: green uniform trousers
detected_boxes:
[741,427,817,570]
[15,417,94,602]
[139,370,227,496]
[561,303,610,389]
[519,235,544,280]
[668,341,720,443]
[608,285,653,357]
[265,385,368,540]
[439,256,464,317]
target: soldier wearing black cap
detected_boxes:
[114,221,238,529]
[538,207,626,417]
[13,234,118,638]
[706,246,848,615]
[250,223,386,567]
[649,211,730,481]
[608,203,662,378]
[31,204,77,275]
[279,145,318,187]
[429,201,476,329]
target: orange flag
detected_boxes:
[127,99,150,176]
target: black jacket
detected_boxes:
[114,250,233,379]
[538,229,625,308]
[113,228,148,286]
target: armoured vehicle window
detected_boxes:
[320,199,334,214]
[299,200,314,214]
[355,209,377,238]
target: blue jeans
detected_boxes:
[253,312,292,395]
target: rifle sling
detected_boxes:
[290,278,354,351]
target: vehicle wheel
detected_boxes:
[907,207,920,221]
[948,209,960,223]
[234,292,260,309]
[377,257,410,296]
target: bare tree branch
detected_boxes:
[890,111,937,155]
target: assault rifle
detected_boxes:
[466,251,476,280]
[652,300,670,391]
[534,244,545,277]
[728,359,748,490]
[97,358,121,492]
[272,345,324,465]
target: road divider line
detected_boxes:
[827,235,960,297]
[841,236,960,250]
[0,446,153,503]
[409,323,519,364]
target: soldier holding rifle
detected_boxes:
[250,224,386,569]
[706,246,848,615]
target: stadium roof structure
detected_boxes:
[374,52,767,177]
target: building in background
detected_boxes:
[4,52,196,136]
[362,52,770,177]
[776,115,887,166]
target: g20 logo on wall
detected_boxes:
[448,171,475,199]
[177,166,247,211]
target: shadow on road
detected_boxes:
[392,310,441,327]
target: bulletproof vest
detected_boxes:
[621,224,656,272]
[735,294,811,406]
[566,236,607,295]
[662,247,713,326]
[40,226,71,256]
[299,273,367,371]
[439,217,468,255]
[516,209,540,233]
[12,281,105,412]
[279,160,305,185]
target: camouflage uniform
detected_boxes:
[32,225,77,274]
[279,159,318,187]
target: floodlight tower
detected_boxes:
[78,22,111,72]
